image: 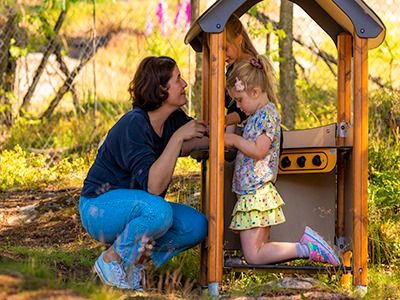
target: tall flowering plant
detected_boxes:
[146,0,191,37]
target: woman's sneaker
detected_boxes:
[94,252,131,289]
[300,226,341,266]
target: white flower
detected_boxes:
[235,77,245,92]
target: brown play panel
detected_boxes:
[185,0,386,296]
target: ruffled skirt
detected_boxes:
[229,182,286,231]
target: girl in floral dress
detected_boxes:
[224,56,340,266]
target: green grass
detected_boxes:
[0,145,92,191]
[1,224,399,299]
[365,266,400,299]
[0,246,101,296]
[0,245,203,299]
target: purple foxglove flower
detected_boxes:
[145,15,153,35]
[156,2,164,24]
[174,1,182,27]
[185,0,191,27]
[156,0,168,37]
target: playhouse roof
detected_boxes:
[185,0,386,52]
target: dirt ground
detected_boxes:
[0,188,92,300]
[0,188,84,248]
[0,188,355,299]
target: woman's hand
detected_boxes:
[174,120,208,142]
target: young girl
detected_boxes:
[224,56,340,266]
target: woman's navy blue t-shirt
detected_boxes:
[81,107,191,198]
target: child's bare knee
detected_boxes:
[243,251,260,264]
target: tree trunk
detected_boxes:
[279,0,296,129]
[0,11,17,127]
[191,0,202,118]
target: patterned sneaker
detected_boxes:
[126,264,145,291]
[94,252,131,289]
[300,226,341,266]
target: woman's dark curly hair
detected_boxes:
[129,56,176,111]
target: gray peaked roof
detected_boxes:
[185,0,386,52]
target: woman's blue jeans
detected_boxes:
[79,189,207,267]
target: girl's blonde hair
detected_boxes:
[225,14,258,59]
[226,55,279,106]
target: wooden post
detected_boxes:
[207,31,225,289]
[336,33,352,244]
[200,35,210,287]
[337,33,352,144]
[352,36,368,287]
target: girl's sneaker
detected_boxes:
[94,252,131,289]
[300,226,341,266]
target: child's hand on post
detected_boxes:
[224,132,237,148]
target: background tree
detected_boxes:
[191,0,202,118]
[278,0,296,129]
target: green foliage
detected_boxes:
[367,90,400,266]
[5,111,112,152]
[369,138,400,210]
[369,90,400,138]
[368,135,400,265]
[367,266,400,299]
[174,157,201,175]
[0,145,92,191]
[224,271,281,296]
[158,247,201,281]
[0,145,52,190]
[368,93,400,199]
[295,81,336,128]
[369,20,400,90]
[9,38,28,59]
[0,1,398,296]
[0,245,118,298]
[9,3,64,51]
[145,32,188,69]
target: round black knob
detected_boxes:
[312,154,322,166]
[296,156,306,168]
[281,156,291,168]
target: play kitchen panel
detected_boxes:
[279,123,340,174]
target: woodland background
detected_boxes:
[0,0,399,299]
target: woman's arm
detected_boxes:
[148,120,207,195]
[225,132,271,161]
[180,136,209,156]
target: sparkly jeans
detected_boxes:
[79,189,207,267]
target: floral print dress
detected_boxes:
[230,102,286,231]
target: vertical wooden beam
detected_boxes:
[336,33,352,243]
[200,35,210,287]
[352,36,368,287]
[207,31,225,286]
[337,33,352,143]
[202,36,210,125]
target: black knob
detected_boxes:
[281,156,291,168]
[296,156,306,168]
[312,154,322,166]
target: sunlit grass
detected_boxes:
[366,265,400,299]
[0,245,202,299]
